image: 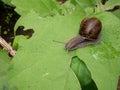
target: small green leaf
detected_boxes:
[7,9,84,90]
[71,0,101,7]
[11,0,61,17]
[70,56,97,90]
[104,0,120,10]
[1,0,14,6]
[70,56,92,86]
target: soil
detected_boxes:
[0,0,20,43]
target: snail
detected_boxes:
[65,17,102,50]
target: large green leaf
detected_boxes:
[1,0,119,90]
[7,9,84,90]
[6,7,120,89]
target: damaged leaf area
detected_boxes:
[15,26,34,39]
[0,0,120,90]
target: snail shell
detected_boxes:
[65,17,102,51]
[80,18,102,39]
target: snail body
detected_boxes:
[65,17,102,50]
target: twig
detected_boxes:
[0,36,16,57]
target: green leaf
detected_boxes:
[70,56,92,86]
[70,56,98,90]
[1,0,14,6]
[71,0,101,7]
[7,10,84,90]
[112,10,120,19]
[104,0,120,10]
[4,1,120,90]
[76,12,120,90]
[0,50,11,89]
[11,0,61,17]
[58,0,76,16]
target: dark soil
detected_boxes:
[0,1,20,43]
[0,1,34,46]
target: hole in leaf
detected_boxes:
[16,26,34,39]
[70,56,98,90]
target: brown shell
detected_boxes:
[79,18,102,39]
